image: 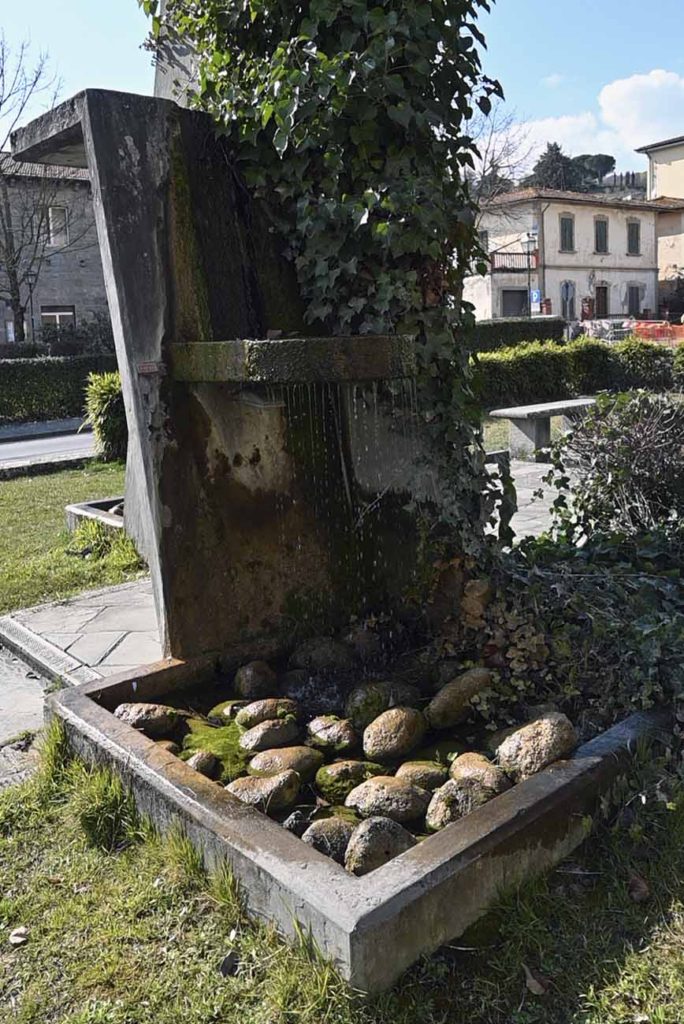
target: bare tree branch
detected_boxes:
[0,35,98,341]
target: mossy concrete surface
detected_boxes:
[171,336,417,383]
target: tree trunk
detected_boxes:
[8,281,26,342]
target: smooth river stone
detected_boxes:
[449,752,511,793]
[114,702,184,740]
[226,769,300,814]
[186,749,221,779]
[238,718,300,754]
[315,760,385,803]
[425,777,498,832]
[249,745,324,782]
[344,816,417,876]
[235,698,300,730]
[307,716,358,753]
[233,660,278,700]
[424,668,493,729]
[395,760,449,792]
[362,707,426,762]
[495,712,578,781]
[345,776,430,824]
[301,818,355,865]
[345,681,422,731]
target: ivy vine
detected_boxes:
[142,0,503,554]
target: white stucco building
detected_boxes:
[636,135,684,313]
[464,187,679,322]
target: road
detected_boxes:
[0,430,94,469]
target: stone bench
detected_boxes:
[489,397,596,462]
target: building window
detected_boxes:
[41,305,76,329]
[560,281,576,320]
[627,220,641,255]
[559,215,574,252]
[47,207,69,247]
[627,285,641,316]
[478,229,489,253]
[594,217,609,254]
[595,285,609,317]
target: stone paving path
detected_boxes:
[0,648,45,788]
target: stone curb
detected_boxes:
[0,418,90,442]
[0,615,101,686]
[0,452,96,480]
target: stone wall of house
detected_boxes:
[1,176,109,344]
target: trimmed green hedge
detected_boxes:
[0,355,118,425]
[474,338,679,409]
[467,317,566,353]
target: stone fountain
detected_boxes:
[11,89,667,994]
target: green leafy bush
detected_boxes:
[613,338,675,390]
[467,317,566,353]
[545,391,684,540]
[84,371,127,462]
[474,337,681,408]
[0,355,117,425]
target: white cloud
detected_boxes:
[522,68,684,171]
[541,74,564,89]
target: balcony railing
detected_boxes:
[490,250,539,273]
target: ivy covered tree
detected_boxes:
[143,0,503,550]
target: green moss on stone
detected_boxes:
[207,699,245,725]
[181,718,249,783]
[315,761,385,804]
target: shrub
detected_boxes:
[563,338,616,394]
[474,337,680,409]
[84,371,127,462]
[42,313,115,357]
[547,391,684,539]
[473,341,570,408]
[613,338,675,390]
[466,317,566,353]
[0,354,117,424]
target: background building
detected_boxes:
[636,135,684,315]
[465,187,665,321]
[0,154,109,345]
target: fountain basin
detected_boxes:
[48,655,669,994]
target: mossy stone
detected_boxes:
[181,717,250,783]
[315,760,385,804]
[207,699,248,725]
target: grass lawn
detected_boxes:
[2,726,684,1024]
[0,462,145,615]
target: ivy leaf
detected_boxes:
[387,103,413,128]
[272,127,289,156]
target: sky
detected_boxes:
[481,0,684,172]
[2,0,684,172]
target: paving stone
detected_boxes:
[98,631,163,667]
[81,605,158,634]
[0,648,46,744]
[66,631,127,667]
[18,604,105,634]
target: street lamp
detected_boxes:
[26,270,37,342]
[521,232,537,318]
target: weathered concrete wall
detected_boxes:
[12,91,424,662]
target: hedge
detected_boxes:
[466,317,566,353]
[474,338,680,410]
[0,355,118,425]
